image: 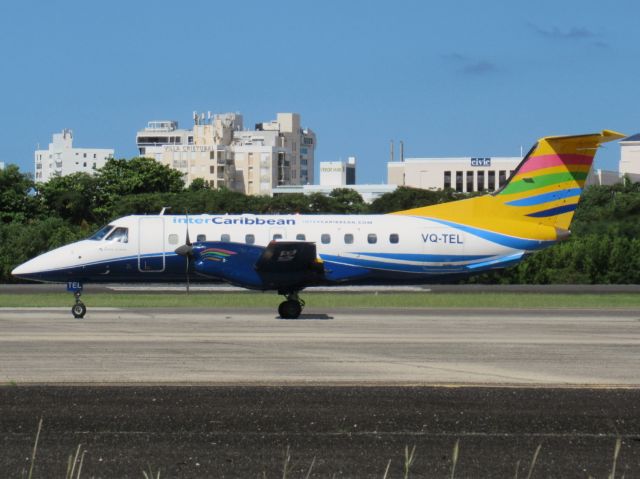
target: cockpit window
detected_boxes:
[89,224,114,241]
[105,227,129,243]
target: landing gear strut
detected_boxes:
[67,282,87,319]
[278,291,304,319]
[72,292,86,319]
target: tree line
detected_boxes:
[1,157,639,283]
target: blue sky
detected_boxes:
[1,0,638,183]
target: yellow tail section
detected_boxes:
[393,130,625,242]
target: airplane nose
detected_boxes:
[12,258,41,279]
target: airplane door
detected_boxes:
[138,217,165,272]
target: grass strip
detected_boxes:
[0,292,639,309]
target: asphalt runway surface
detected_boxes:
[2,306,639,477]
[2,386,640,478]
[1,307,639,384]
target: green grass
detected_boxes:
[1,292,639,309]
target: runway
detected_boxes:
[2,307,640,477]
[1,307,639,385]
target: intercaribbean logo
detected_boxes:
[172,216,295,226]
[201,248,237,262]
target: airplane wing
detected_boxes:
[190,241,324,291]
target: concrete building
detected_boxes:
[273,157,395,203]
[136,112,315,195]
[320,157,356,186]
[619,133,640,183]
[388,154,624,192]
[388,156,522,192]
[35,130,114,182]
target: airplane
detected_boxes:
[12,130,624,319]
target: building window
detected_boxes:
[188,136,194,145]
[389,233,399,244]
[196,234,206,242]
[344,233,354,244]
[245,234,255,244]
[367,233,377,244]
[488,171,496,191]
[168,234,179,245]
[273,233,283,240]
[466,171,474,192]
[83,153,87,158]
[221,234,230,242]
[321,234,331,244]
[296,234,306,241]
[444,171,451,189]
[455,171,463,192]
[477,171,485,191]
[499,170,507,187]
[83,162,87,167]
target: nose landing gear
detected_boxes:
[72,291,87,319]
[67,282,86,319]
[278,291,304,319]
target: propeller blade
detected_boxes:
[184,210,192,294]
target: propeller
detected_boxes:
[174,211,193,294]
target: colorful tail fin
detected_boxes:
[393,130,625,243]
[494,130,625,230]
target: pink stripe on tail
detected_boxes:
[518,154,594,175]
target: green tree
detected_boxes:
[38,172,100,225]
[329,188,366,214]
[368,186,465,213]
[188,177,209,192]
[0,165,42,223]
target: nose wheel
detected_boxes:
[278,291,304,319]
[71,291,86,319]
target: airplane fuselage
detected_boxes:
[13,213,541,286]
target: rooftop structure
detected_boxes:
[136,111,315,195]
[34,130,114,182]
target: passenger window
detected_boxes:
[221,234,230,242]
[168,234,178,245]
[106,227,128,243]
[367,233,377,244]
[296,233,306,241]
[344,233,354,244]
[196,234,206,242]
[321,234,331,244]
[245,234,255,244]
[389,233,399,244]
[273,233,283,240]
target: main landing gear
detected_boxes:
[278,291,304,319]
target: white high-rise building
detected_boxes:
[619,133,640,182]
[34,130,114,182]
[136,112,316,195]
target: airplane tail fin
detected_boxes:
[393,130,625,246]
[494,130,625,230]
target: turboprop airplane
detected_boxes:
[12,130,624,319]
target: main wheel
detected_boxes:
[278,300,302,319]
[72,302,87,319]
